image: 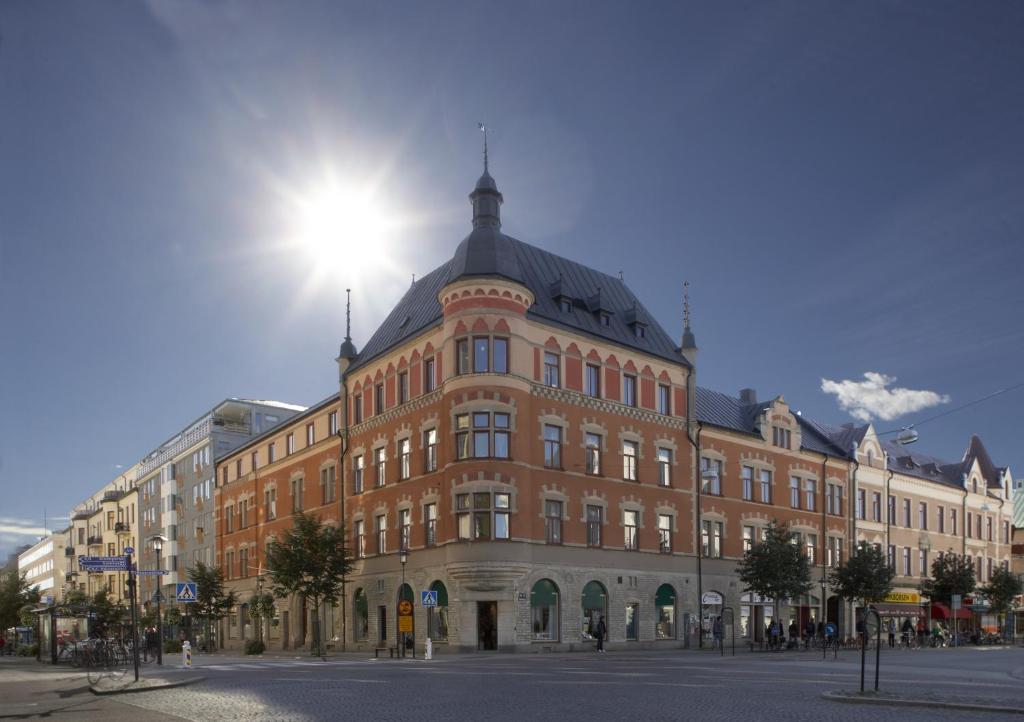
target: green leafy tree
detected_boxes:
[829,544,895,608]
[89,589,126,638]
[0,573,41,634]
[978,566,1023,636]
[265,512,352,657]
[187,561,237,652]
[919,554,975,607]
[247,591,276,644]
[736,521,812,624]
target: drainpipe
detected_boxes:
[337,376,350,652]
[686,420,703,648]
[820,453,829,629]
[961,474,968,558]
[849,446,859,633]
[885,469,893,567]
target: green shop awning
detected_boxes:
[582,582,606,609]
[656,584,677,607]
[531,579,559,606]
[430,581,448,607]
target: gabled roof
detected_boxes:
[347,227,686,374]
[962,434,1004,488]
[881,441,966,489]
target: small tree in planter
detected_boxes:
[736,521,812,642]
[978,566,1023,640]
[247,591,276,646]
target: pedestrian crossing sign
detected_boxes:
[421,590,438,607]
[176,582,197,603]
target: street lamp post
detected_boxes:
[399,548,408,658]
[149,534,167,666]
[257,574,264,645]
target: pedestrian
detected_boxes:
[595,615,606,653]
[804,619,815,649]
[712,616,723,650]
[901,618,913,646]
[916,619,926,646]
[0,636,5,656]
[787,621,798,650]
[769,620,780,651]
[887,618,896,648]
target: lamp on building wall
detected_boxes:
[148,534,167,665]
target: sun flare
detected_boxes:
[294,185,390,275]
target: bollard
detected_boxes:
[182,640,192,669]
[425,637,433,660]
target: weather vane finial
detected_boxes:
[683,281,691,330]
[478,122,489,173]
[345,288,352,342]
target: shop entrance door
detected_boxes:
[477,601,497,650]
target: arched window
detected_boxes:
[581,581,607,640]
[354,588,368,641]
[655,584,676,639]
[530,579,559,641]
[427,581,449,641]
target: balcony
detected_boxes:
[64,546,75,557]
[72,510,92,521]
[87,535,103,546]
[115,522,130,534]
[103,489,126,502]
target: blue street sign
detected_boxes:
[78,555,129,571]
[123,546,134,555]
[421,590,438,608]
[137,569,168,575]
[176,582,197,603]
[825,622,837,637]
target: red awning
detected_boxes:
[930,602,971,620]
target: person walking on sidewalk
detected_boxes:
[887,618,896,648]
[712,616,723,650]
[595,615,607,653]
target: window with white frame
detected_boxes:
[658,514,672,553]
[399,508,411,551]
[758,469,772,503]
[352,454,364,494]
[423,429,438,473]
[658,448,673,487]
[543,352,560,388]
[742,466,753,500]
[375,514,386,554]
[622,440,638,481]
[456,492,510,541]
[545,500,563,544]
[585,433,601,475]
[623,374,637,407]
[702,520,722,558]
[657,384,671,415]
[374,447,386,487]
[623,509,639,550]
[398,438,411,480]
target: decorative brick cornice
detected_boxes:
[531,383,686,430]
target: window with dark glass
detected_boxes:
[560,298,572,313]
[456,339,470,375]
[352,454,364,494]
[772,427,791,449]
[320,465,336,504]
[545,500,563,544]
[758,469,772,503]
[742,466,753,500]
[658,514,672,553]
[328,411,338,436]
[657,384,671,415]
[872,492,881,522]
[623,374,637,407]
[701,520,722,558]
[353,395,362,424]
[701,457,721,494]
[398,438,411,480]
[492,338,508,374]
[374,447,386,487]
[543,352,560,388]
[455,492,509,541]
[375,514,386,554]
[473,337,489,373]
[658,448,673,487]
[585,433,601,475]
[791,477,801,509]
[268,442,276,463]
[622,440,638,481]
[585,364,601,397]
[425,503,437,547]
[374,383,384,415]
[543,424,562,468]
[423,357,435,392]
[456,412,510,459]
[399,508,411,551]
[424,429,437,472]
[306,423,315,447]
[287,433,295,455]
[398,372,409,404]
[624,510,638,550]
[586,505,602,547]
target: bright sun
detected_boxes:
[294,184,389,274]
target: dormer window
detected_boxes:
[634,325,646,338]
[559,298,572,313]
[599,313,611,327]
[772,427,791,450]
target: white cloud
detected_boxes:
[0,518,50,538]
[820,372,950,422]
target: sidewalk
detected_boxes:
[823,689,1024,715]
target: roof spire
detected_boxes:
[479,122,489,174]
[681,280,697,351]
[337,288,358,361]
[470,123,503,229]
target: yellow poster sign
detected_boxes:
[399,616,413,633]
[883,591,920,604]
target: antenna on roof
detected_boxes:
[618,270,624,281]
[683,281,691,330]
[345,288,352,343]
[478,123,489,173]
[411,273,416,286]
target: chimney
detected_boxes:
[739,388,757,405]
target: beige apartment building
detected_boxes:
[18,533,68,604]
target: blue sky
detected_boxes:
[1,1,1022,559]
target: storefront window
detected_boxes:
[625,602,639,640]
[427,581,449,641]
[531,579,559,641]
[581,581,607,640]
[354,588,368,641]
[656,584,676,639]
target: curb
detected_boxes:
[90,675,205,696]
[822,691,1024,715]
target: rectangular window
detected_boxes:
[657,384,671,415]
[456,493,509,541]
[424,429,438,472]
[321,465,336,504]
[742,466,753,501]
[375,515,386,555]
[494,493,510,539]
[225,505,233,533]
[937,506,945,534]
[806,479,818,512]
[903,498,911,527]
[375,383,384,415]
[585,363,601,397]
[354,520,365,558]
[456,339,470,375]
[353,396,363,424]
[398,438,411,480]
[1004,520,1010,545]
[856,489,865,519]
[374,447,386,487]
[290,478,303,513]
[353,455,364,494]
[758,469,772,503]
[772,427,791,449]
[623,374,637,407]
[658,448,673,487]
[239,548,248,578]
[742,525,755,552]
[287,433,295,455]
[872,492,881,522]
[268,442,276,464]
[624,510,638,550]
[622,440,638,481]
[902,547,911,576]
[399,508,411,551]
[585,433,601,475]
[240,498,249,527]
[919,501,928,530]
[425,503,437,547]
[306,423,315,447]
[791,477,801,509]
[887,545,895,570]
[328,411,338,436]
[827,484,842,515]
[951,508,957,535]
[701,457,721,494]
[805,534,817,564]
[235,459,242,479]
[456,414,471,460]
[586,505,602,547]
[888,495,896,524]
[264,488,276,521]
[625,603,639,641]
[494,413,510,458]
[398,371,409,404]
[701,520,722,558]
[544,424,562,469]
[423,357,435,392]
[967,512,973,538]
[658,514,672,553]
[473,336,489,373]
[543,352,560,388]
[545,500,563,544]
[828,537,843,568]
[919,549,927,578]
[986,516,992,542]
[493,338,508,374]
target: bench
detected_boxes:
[373,646,399,659]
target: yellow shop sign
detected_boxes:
[884,591,920,604]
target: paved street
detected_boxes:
[4,646,1020,721]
